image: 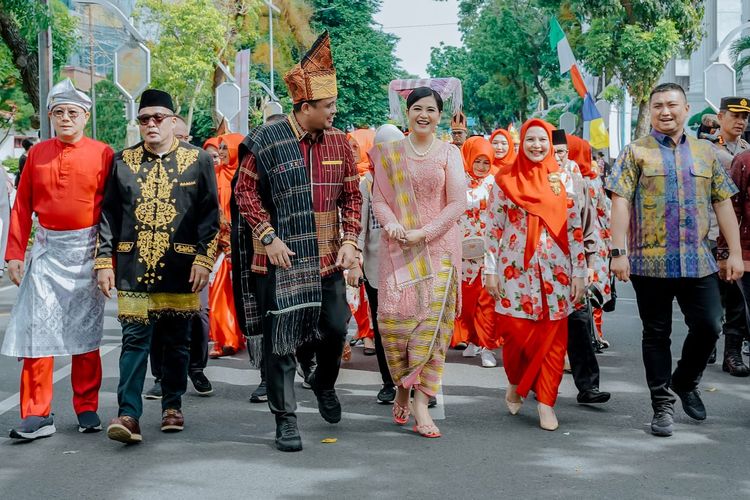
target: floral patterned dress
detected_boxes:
[483,169,587,321]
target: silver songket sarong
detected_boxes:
[1,226,105,358]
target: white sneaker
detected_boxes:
[462,343,481,357]
[480,348,497,367]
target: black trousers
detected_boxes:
[567,305,600,393]
[363,276,394,387]
[254,269,350,419]
[719,279,748,342]
[118,316,191,418]
[150,308,209,380]
[630,274,722,410]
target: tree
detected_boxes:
[543,0,704,138]
[134,0,227,129]
[86,79,127,151]
[311,0,400,129]
[0,0,77,114]
[429,0,569,131]
[730,35,750,78]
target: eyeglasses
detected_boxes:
[137,113,174,126]
[52,108,82,119]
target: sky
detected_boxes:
[374,0,462,78]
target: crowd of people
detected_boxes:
[2,31,750,452]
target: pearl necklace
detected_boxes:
[408,134,436,158]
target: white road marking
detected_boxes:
[0,344,119,416]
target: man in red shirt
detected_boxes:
[1,79,113,440]
[235,32,361,452]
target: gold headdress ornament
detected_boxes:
[451,111,467,131]
[283,31,338,104]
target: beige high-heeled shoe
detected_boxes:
[537,403,559,431]
[505,387,523,415]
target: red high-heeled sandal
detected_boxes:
[392,400,410,425]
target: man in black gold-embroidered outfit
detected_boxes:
[95,89,219,444]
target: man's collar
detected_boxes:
[651,128,687,146]
[288,112,324,143]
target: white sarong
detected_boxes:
[1,226,104,358]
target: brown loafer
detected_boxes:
[107,416,142,444]
[161,409,184,432]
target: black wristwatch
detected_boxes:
[610,248,628,257]
[261,231,277,246]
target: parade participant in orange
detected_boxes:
[452,136,503,367]
[203,137,221,169]
[209,133,246,358]
[346,130,376,355]
[484,119,586,431]
[567,134,613,347]
[349,127,376,176]
[489,128,517,175]
[2,79,113,440]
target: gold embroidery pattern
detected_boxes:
[193,254,214,270]
[117,242,134,252]
[122,147,143,174]
[135,160,178,284]
[118,291,200,323]
[174,243,197,255]
[94,257,113,270]
[175,147,199,175]
[206,233,219,261]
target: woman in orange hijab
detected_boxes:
[484,119,587,431]
[489,129,517,175]
[208,133,246,358]
[348,128,376,177]
[567,134,612,346]
[452,136,504,366]
[203,137,221,170]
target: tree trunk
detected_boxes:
[534,78,549,110]
[186,80,203,131]
[634,99,650,140]
[0,10,40,112]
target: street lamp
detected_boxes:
[265,1,280,94]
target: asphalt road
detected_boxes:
[0,276,748,500]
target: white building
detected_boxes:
[660,0,750,113]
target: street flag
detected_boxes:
[549,17,609,149]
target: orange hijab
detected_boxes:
[203,137,220,151]
[461,136,495,186]
[216,133,244,218]
[566,134,596,179]
[349,128,376,176]
[489,128,517,174]
[495,119,569,268]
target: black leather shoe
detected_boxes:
[576,388,611,404]
[275,418,302,452]
[377,385,396,404]
[189,371,213,396]
[674,388,706,420]
[249,380,268,403]
[651,408,674,437]
[314,389,342,423]
[722,335,750,377]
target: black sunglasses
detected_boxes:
[137,113,174,126]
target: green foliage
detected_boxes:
[545,0,704,136]
[85,79,127,151]
[2,157,19,174]
[731,35,750,77]
[0,0,78,118]
[430,0,568,132]
[311,0,400,129]
[135,0,227,118]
